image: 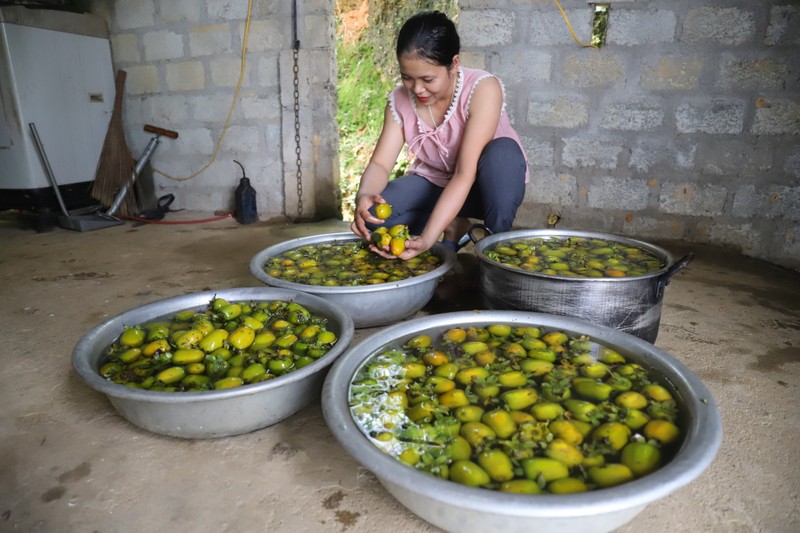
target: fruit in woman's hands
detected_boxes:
[371,230,391,248]
[390,237,406,256]
[264,240,442,285]
[388,224,409,238]
[375,203,392,220]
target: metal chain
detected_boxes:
[292,2,303,218]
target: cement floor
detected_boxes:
[1,212,798,533]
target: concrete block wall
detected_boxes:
[80,0,340,221]
[76,0,798,269]
[460,0,800,270]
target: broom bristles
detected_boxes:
[91,70,139,216]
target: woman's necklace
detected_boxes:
[424,73,457,129]
[427,104,438,128]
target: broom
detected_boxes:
[91,69,139,216]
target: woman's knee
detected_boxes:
[477,138,526,196]
[480,137,526,171]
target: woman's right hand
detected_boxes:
[351,194,387,240]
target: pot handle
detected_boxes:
[657,252,695,298]
[467,223,492,244]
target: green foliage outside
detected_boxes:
[336,0,459,221]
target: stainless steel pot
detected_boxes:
[72,287,354,439]
[249,232,456,328]
[469,227,693,343]
[322,310,722,533]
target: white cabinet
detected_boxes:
[0,6,114,210]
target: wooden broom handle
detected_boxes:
[144,124,179,139]
[113,70,126,110]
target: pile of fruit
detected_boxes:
[260,204,444,286]
[370,224,410,256]
[262,240,442,286]
[369,202,410,257]
[97,298,339,391]
[350,323,682,493]
[484,236,664,278]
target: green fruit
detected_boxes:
[449,460,491,487]
[621,442,662,477]
[588,464,634,487]
[477,449,515,482]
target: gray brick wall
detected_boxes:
[79,0,798,270]
[467,0,800,270]
[82,0,339,221]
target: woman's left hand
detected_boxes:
[367,234,434,260]
[395,234,436,260]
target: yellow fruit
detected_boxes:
[545,439,584,467]
[390,236,405,256]
[502,388,538,410]
[449,460,491,487]
[172,348,205,365]
[531,402,564,421]
[588,464,634,488]
[198,329,229,353]
[119,326,145,347]
[481,409,517,439]
[460,421,496,448]
[477,449,515,482]
[388,224,408,237]
[443,328,467,343]
[228,326,255,350]
[542,331,569,347]
[375,203,392,219]
[214,376,243,389]
[592,422,632,452]
[548,419,584,445]
[487,324,512,338]
[407,334,432,349]
[373,232,391,248]
[500,480,542,494]
[498,370,527,388]
[644,420,680,445]
[143,339,171,357]
[438,389,470,408]
[428,378,456,396]
[398,447,420,466]
[522,457,569,482]
[644,384,674,402]
[156,366,185,385]
[615,391,648,409]
[455,366,490,385]
[548,477,587,494]
[621,442,662,477]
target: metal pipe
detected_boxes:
[28,122,70,217]
[105,135,161,216]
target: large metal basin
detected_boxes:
[249,232,456,328]
[322,310,722,533]
[73,287,354,439]
[471,227,693,343]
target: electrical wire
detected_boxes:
[120,213,233,224]
[154,0,254,182]
[553,0,598,49]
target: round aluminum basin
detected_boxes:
[249,232,457,328]
[471,228,693,343]
[73,287,354,439]
[322,310,722,533]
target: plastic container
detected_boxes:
[234,160,258,224]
